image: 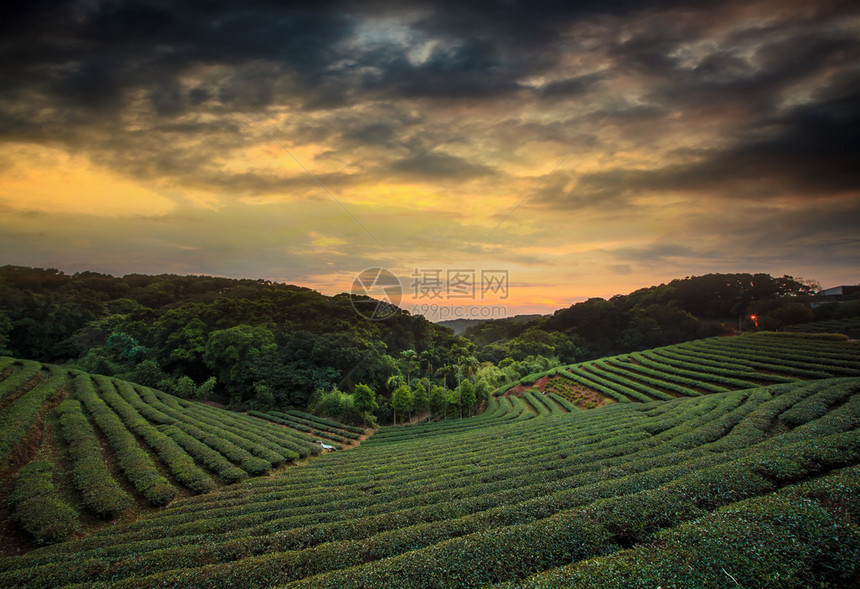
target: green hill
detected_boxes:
[0,359,363,550]
[504,332,860,406]
[0,333,857,587]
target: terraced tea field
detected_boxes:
[791,317,860,337]
[512,332,860,406]
[1,377,857,587]
[0,332,858,587]
[0,360,361,548]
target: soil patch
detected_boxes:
[513,375,613,410]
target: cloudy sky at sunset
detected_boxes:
[1,0,858,316]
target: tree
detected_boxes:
[429,385,447,418]
[411,380,429,416]
[309,386,356,423]
[105,332,148,363]
[0,310,11,355]
[445,389,460,420]
[460,379,477,417]
[203,324,275,403]
[391,385,412,426]
[386,374,405,393]
[174,375,196,399]
[195,377,216,400]
[354,383,378,426]
[754,301,815,331]
[125,359,169,389]
[399,349,418,387]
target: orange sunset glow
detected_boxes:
[1,0,858,315]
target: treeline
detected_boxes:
[465,273,818,363]
[0,266,484,416]
[0,267,835,423]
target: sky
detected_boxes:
[0,0,858,318]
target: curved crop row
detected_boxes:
[250,411,346,446]
[651,348,793,383]
[522,390,553,416]
[502,466,860,589]
[105,383,252,484]
[95,377,216,494]
[690,338,860,375]
[178,399,316,458]
[286,410,365,434]
[71,374,176,506]
[673,343,838,379]
[566,366,645,402]
[132,388,276,475]
[634,352,760,389]
[0,360,43,402]
[582,363,676,401]
[2,374,857,587]
[55,399,133,518]
[268,411,359,441]
[8,461,79,545]
[545,392,578,412]
[0,366,64,463]
[600,359,700,397]
[269,411,362,440]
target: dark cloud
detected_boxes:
[537,73,605,99]
[609,243,713,263]
[580,73,859,201]
[387,150,497,180]
[1,0,859,205]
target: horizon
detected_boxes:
[1,1,858,317]
[1,261,850,322]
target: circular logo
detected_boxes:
[350,268,402,321]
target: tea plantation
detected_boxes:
[512,332,860,405]
[0,361,362,548]
[0,332,858,587]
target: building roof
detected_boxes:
[818,285,860,297]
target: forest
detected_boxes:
[0,266,846,424]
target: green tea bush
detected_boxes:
[780,380,860,428]
[545,392,577,412]
[56,399,133,517]
[73,375,176,506]
[0,366,64,462]
[96,378,215,494]
[8,461,79,545]
[0,359,42,401]
[287,410,365,434]
[509,472,860,588]
[1,375,857,588]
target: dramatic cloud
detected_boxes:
[0,0,858,314]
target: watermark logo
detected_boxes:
[351,267,510,321]
[411,268,509,300]
[350,268,403,321]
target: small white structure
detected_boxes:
[317,441,336,451]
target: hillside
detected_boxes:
[502,332,860,405]
[0,359,363,552]
[0,265,460,412]
[437,315,545,336]
[463,272,818,363]
[790,317,860,339]
[0,333,857,587]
